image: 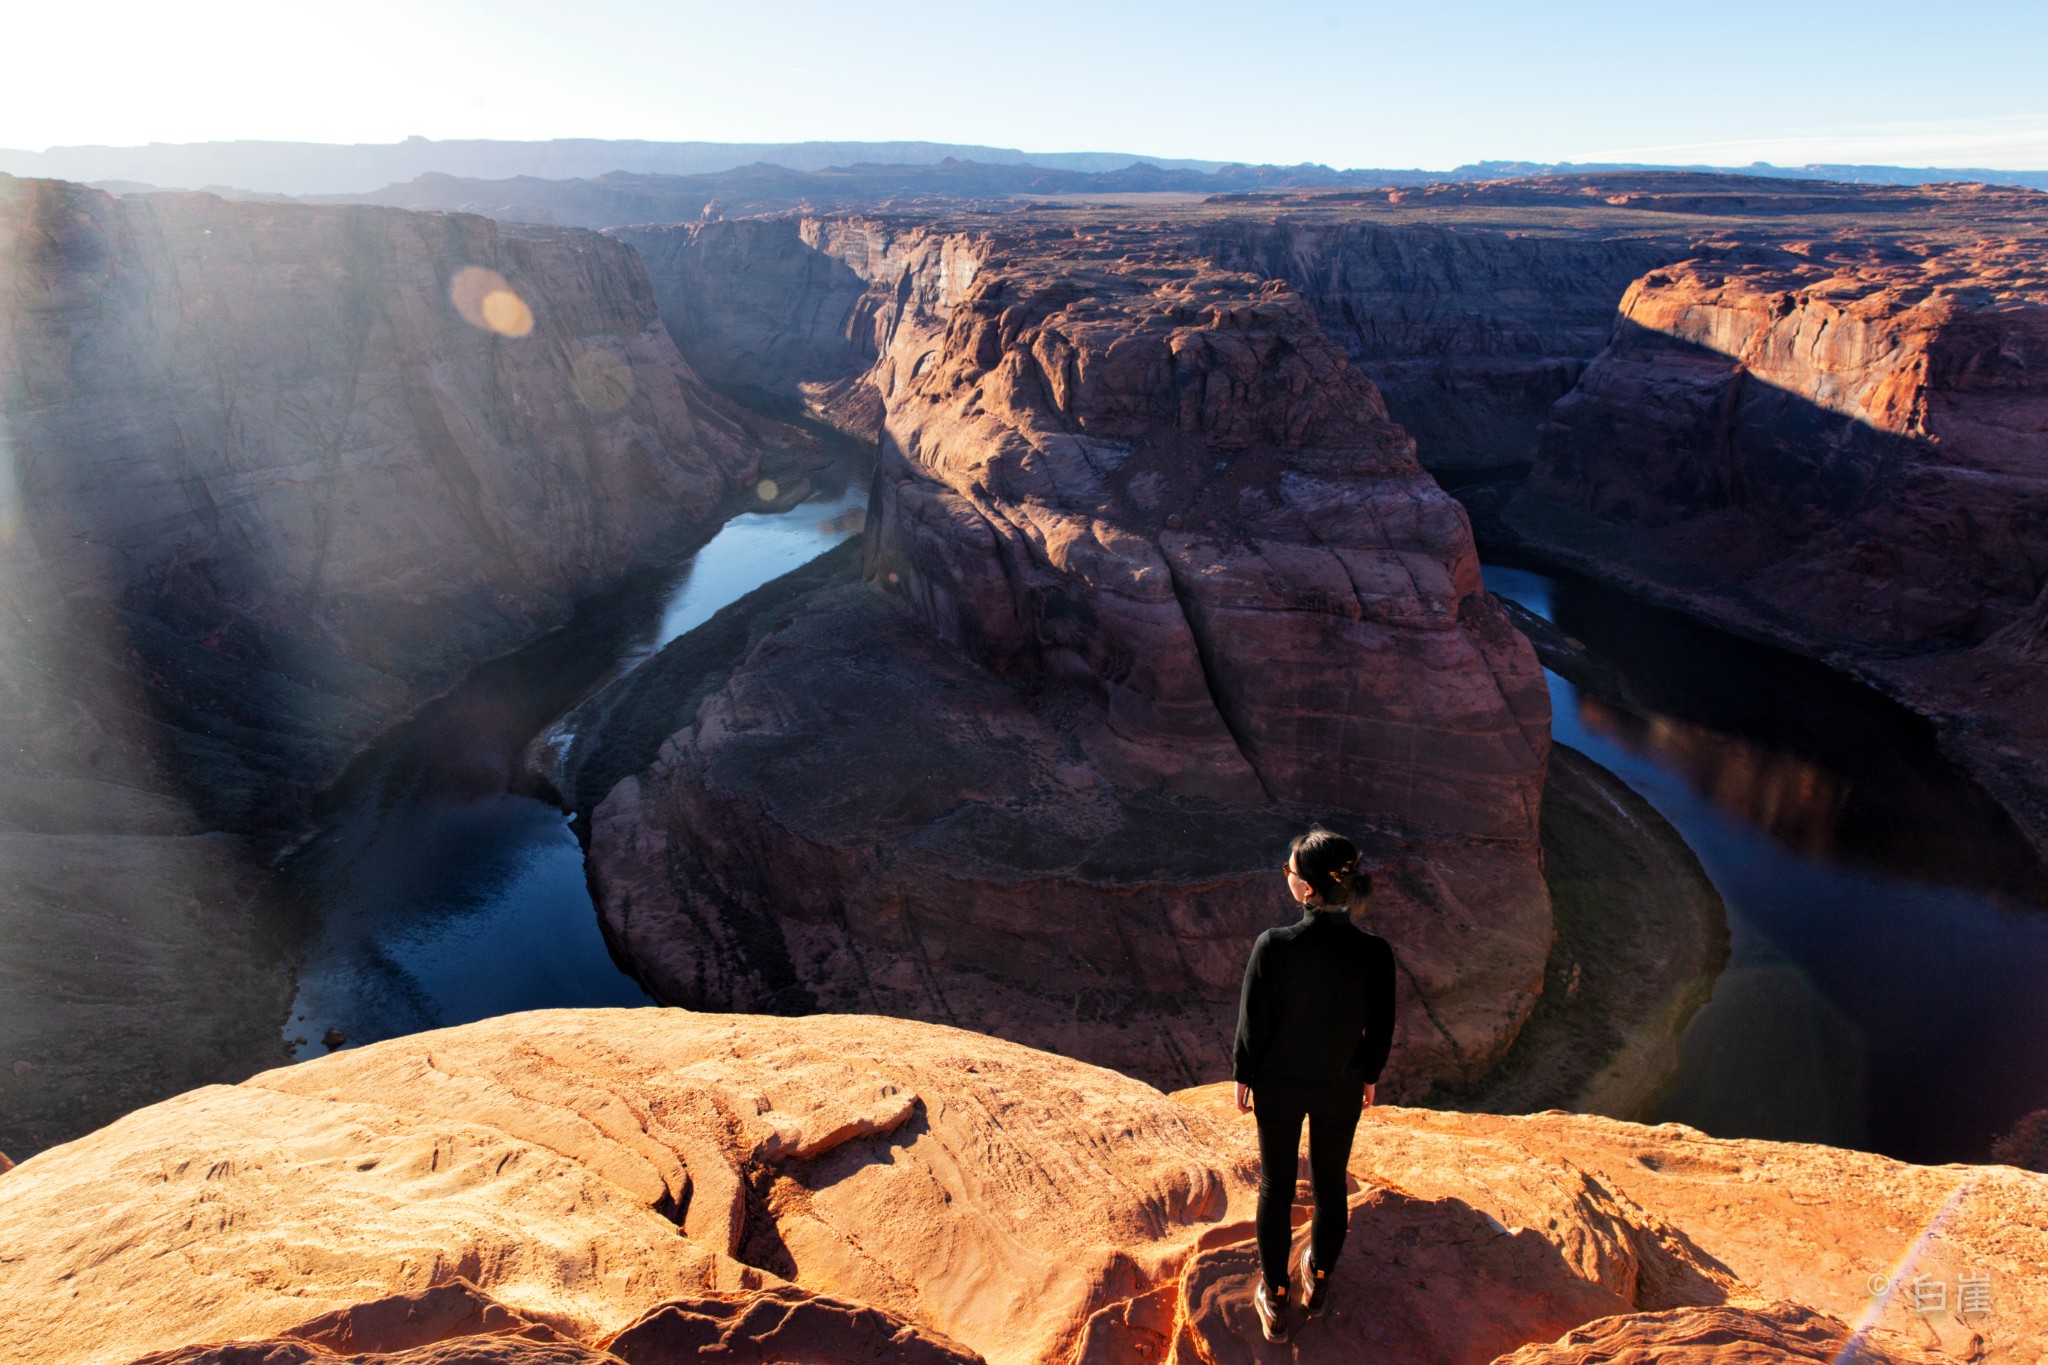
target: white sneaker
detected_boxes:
[1300,1243,1331,1318]
[1254,1278,1291,1342]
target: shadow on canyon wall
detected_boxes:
[0,176,784,1157]
[1506,272,2048,855]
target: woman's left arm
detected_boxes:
[1231,934,1271,1113]
[1353,936,1399,1093]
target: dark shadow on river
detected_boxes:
[1485,560,2048,1166]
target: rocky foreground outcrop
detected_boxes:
[580,219,1552,1096]
[0,1010,2034,1365]
[0,177,793,1156]
[1517,238,2048,847]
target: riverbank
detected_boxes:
[1426,594,1731,1120]
[1477,554,2048,1162]
[1486,484,2048,868]
[275,448,873,1071]
[531,535,869,817]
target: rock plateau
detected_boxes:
[1518,238,2048,850]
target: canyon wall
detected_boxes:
[0,176,779,1156]
[0,1009,2031,1365]
[617,219,879,405]
[1193,220,1684,471]
[582,217,1554,1097]
[1518,247,2048,844]
[623,213,1691,476]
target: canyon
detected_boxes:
[1515,238,2048,850]
[0,1008,2034,1365]
[8,168,2038,1135]
[2,161,2045,1365]
[574,215,1555,1097]
[0,175,802,1157]
[566,175,2048,1113]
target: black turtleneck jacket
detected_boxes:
[1232,906,1398,1088]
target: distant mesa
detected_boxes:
[5,134,2044,199]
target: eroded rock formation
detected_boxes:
[580,219,1553,1095]
[1517,243,2048,847]
[0,176,791,1156]
[0,1010,2035,1365]
[619,212,1682,477]
[1190,220,1680,471]
[1488,1301,1947,1365]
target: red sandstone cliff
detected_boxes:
[581,218,1553,1097]
[0,176,791,1158]
[1518,244,2048,846]
[619,214,1683,477]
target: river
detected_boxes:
[272,473,2048,1168]
[1485,561,2048,1166]
[278,465,870,1060]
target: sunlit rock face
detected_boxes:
[588,218,1552,1097]
[1530,255,2048,652]
[623,213,1679,477]
[1515,244,2048,847]
[1,1010,2036,1365]
[0,176,778,1158]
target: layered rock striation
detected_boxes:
[1517,241,2048,847]
[620,212,1684,476]
[0,176,787,1156]
[579,217,1553,1097]
[0,1009,2035,1365]
[1191,220,1682,472]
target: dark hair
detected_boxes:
[1288,825,1373,907]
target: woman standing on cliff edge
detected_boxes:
[1233,825,1398,1344]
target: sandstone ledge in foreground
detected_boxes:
[0,1009,2038,1365]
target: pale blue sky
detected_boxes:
[11,0,2048,168]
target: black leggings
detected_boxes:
[1252,1077,1366,1292]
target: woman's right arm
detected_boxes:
[1231,933,1270,1097]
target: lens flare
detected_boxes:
[450,266,534,337]
[570,348,634,413]
[480,289,533,337]
[1834,1174,1977,1363]
[754,478,781,503]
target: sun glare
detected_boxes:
[450,266,534,338]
